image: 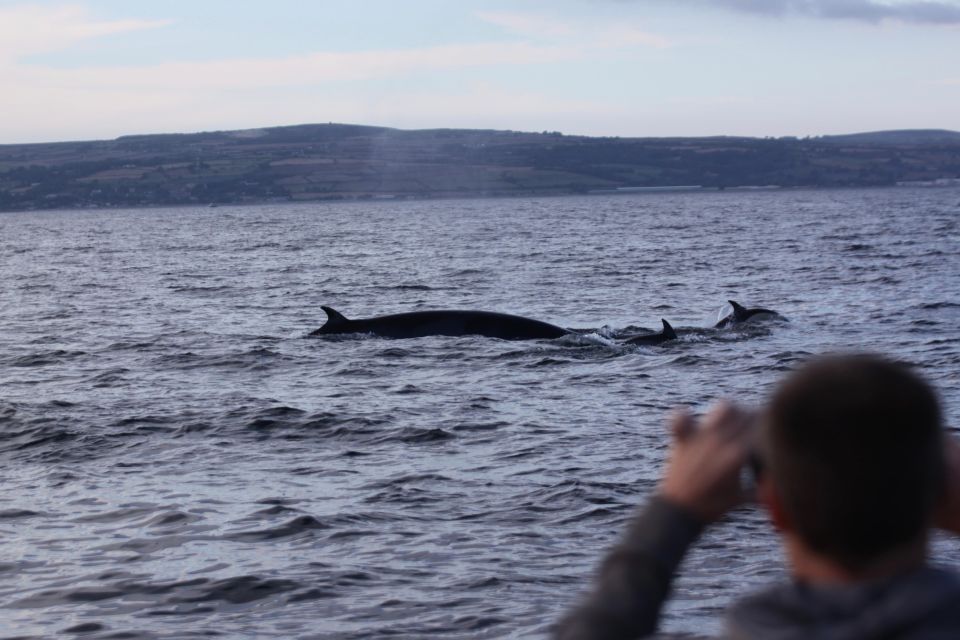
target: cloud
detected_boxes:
[0,4,171,60]
[476,12,577,38]
[0,5,666,101]
[686,0,960,24]
[0,6,597,141]
[2,41,582,93]
[476,11,672,47]
[0,4,586,93]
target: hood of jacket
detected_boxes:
[725,566,960,640]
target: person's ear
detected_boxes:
[759,476,791,532]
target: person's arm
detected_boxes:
[554,403,755,640]
[554,496,703,640]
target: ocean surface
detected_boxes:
[2,188,960,639]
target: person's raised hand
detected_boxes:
[659,402,756,523]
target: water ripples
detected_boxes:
[1,189,959,637]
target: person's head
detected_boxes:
[760,353,944,571]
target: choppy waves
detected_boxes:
[1,189,960,638]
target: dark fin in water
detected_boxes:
[309,306,351,336]
[320,306,350,330]
[661,319,677,339]
[623,319,677,345]
[728,300,747,319]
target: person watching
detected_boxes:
[555,353,960,639]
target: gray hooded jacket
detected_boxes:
[556,498,960,640]
[727,566,960,639]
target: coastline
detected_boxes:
[2,123,959,214]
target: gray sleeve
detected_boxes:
[553,496,706,640]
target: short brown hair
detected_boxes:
[763,353,944,568]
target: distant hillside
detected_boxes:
[819,129,960,145]
[1,124,959,211]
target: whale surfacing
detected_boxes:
[715,300,784,328]
[311,306,570,340]
[623,319,678,346]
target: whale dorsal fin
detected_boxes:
[321,305,349,328]
[728,300,747,318]
[661,319,677,339]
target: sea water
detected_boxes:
[2,188,959,638]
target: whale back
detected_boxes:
[311,307,569,340]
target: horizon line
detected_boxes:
[3,122,960,147]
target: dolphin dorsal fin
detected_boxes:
[661,319,677,339]
[728,300,747,317]
[321,305,349,328]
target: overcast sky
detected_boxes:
[1,0,958,143]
